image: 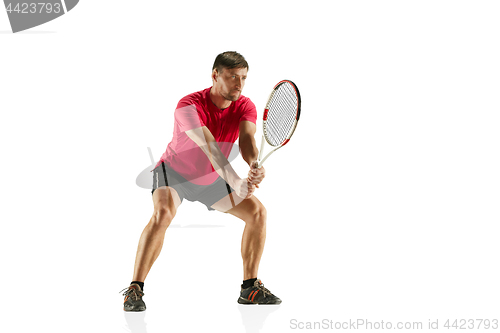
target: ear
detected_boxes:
[212,69,218,82]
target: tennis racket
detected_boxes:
[256,80,301,168]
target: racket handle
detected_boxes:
[256,158,267,169]
[257,134,265,161]
[257,145,284,168]
[255,134,266,169]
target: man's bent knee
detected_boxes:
[152,207,174,229]
[248,203,267,226]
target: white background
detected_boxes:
[1,1,499,332]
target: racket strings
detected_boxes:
[266,95,296,145]
[265,82,298,146]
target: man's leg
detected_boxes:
[212,195,266,280]
[212,195,281,304]
[132,186,181,282]
[122,186,181,312]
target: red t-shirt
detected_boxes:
[154,87,257,185]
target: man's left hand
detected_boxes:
[248,161,265,187]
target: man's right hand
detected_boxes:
[234,178,256,199]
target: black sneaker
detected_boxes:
[120,283,146,312]
[237,279,282,305]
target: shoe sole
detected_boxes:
[238,297,256,304]
[124,306,146,312]
[237,297,282,305]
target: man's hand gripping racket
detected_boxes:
[248,80,302,187]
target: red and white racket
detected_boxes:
[256,80,301,168]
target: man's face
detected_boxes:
[214,67,248,102]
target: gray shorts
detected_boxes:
[151,162,234,211]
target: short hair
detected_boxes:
[212,51,249,73]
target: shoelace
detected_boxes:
[119,286,144,301]
[254,280,273,298]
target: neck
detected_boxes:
[210,86,232,110]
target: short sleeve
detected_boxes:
[239,99,257,124]
[174,103,204,132]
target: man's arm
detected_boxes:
[185,126,254,199]
[239,121,259,166]
[239,121,265,186]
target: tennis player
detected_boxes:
[121,52,282,311]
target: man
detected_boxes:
[121,51,281,311]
